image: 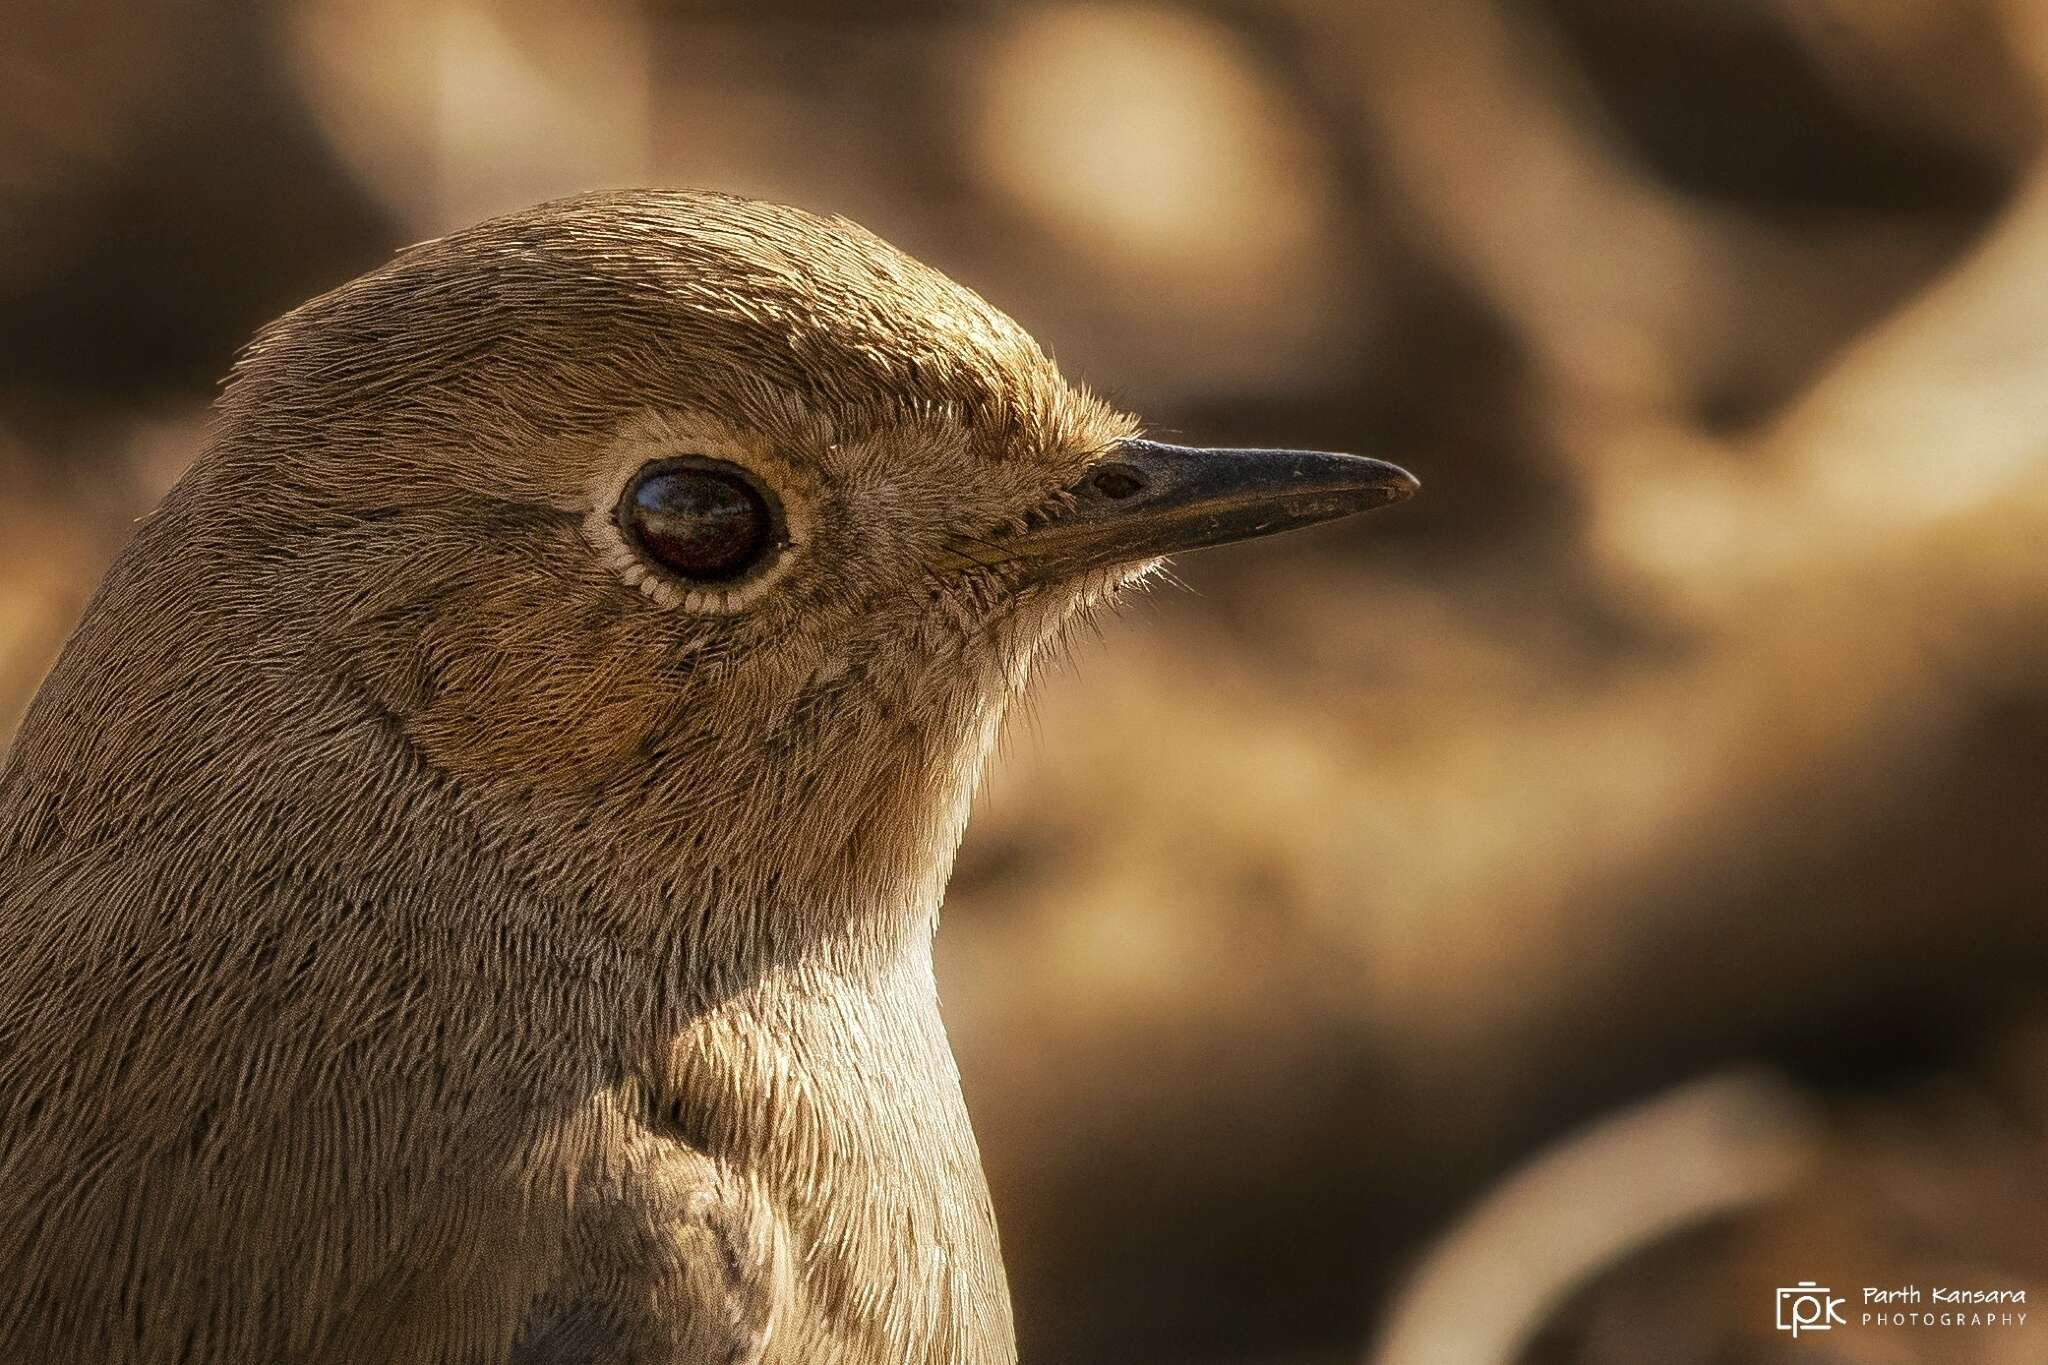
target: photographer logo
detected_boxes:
[1773,1279,2028,1337]
[1776,1283,1846,1338]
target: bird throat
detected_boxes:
[583,672,1023,1361]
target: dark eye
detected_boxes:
[618,458,782,583]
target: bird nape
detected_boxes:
[0,189,1414,1365]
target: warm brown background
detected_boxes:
[6,2,2048,1362]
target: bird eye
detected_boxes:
[617,458,783,583]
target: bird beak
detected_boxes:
[1006,438,1418,579]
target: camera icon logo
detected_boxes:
[1776,1282,1847,1337]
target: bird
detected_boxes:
[0,189,1415,1365]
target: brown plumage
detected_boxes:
[0,189,1413,1364]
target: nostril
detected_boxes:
[1087,464,1145,500]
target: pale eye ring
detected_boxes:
[616,456,787,583]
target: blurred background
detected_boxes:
[6,1,2048,1360]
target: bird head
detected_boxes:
[186,191,1413,939]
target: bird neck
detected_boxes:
[626,924,1014,1363]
